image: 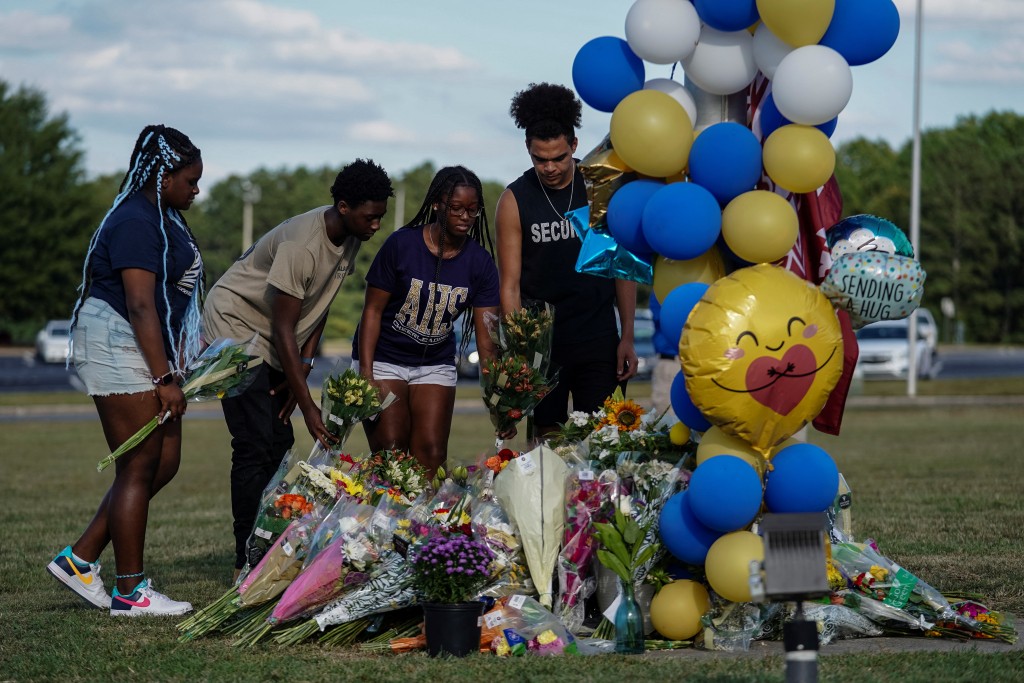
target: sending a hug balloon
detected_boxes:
[680,264,843,454]
[820,251,926,329]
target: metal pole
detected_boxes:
[907,0,923,397]
[394,184,406,230]
[241,180,261,253]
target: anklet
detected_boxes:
[115,571,145,579]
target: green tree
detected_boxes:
[0,81,105,342]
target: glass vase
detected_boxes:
[614,577,645,654]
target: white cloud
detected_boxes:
[347,120,416,143]
[0,10,71,49]
[894,0,1024,24]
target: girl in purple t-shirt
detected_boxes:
[353,166,507,475]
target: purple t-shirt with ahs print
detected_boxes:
[352,225,499,367]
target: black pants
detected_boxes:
[221,364,295,569]
[532,333,622,429]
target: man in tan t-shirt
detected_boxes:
[202,159,393,575]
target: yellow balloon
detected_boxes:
[763,125,836,193]
[695,425,765,475]
[755,0,835,47]
[705,531,764,603]
[669,421,692,446]
[649,580,711,640]
[652,249,726,303]
[610,90,694,178]
[721,190,799,264]
[680,264,844,454]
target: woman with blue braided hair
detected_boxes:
[46,124,204,617]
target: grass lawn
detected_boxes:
[2,393,1023,681]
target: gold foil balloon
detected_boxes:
[680,264,843,455]
[649,579,710,640]
[705,531,764,603]
[580,134,633,228]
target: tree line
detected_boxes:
[1,79,1021,344]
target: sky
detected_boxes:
[1,0,1022,189]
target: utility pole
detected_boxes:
[907,0,923,398]
[241,180,262,253]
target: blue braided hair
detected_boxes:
[68,125,203,372]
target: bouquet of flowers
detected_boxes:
[480,305,558,440]
[177,509,322,641]
[347,449,429,507]
[411,531,494,604]
[471,499,533,599]
[321,368,396,445]
[828,539,1007,640]
[243,447,340,570]
[556,463,618,630]
[267,503,380,626]
[97,336,262,471]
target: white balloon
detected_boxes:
[752,22,793,80]
[625,0,701,65]
[680,25,757,96]
[772,45,853,125]
[644,78,698,125]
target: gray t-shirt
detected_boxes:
[202,206,359,369]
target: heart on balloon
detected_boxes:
[744,345,817,416]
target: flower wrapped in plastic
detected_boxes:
[97,336,263,471]
[268,501,379,624]
[321,368,397,446]
[480,305,558,442]
[243,446,341,571]
[493,445,568,608]
[472,499,533,599]
[556,461,614,630]
[350,449,429,507]
[829,539,988,638]
[177,508,322,641]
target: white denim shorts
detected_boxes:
[72,297,155,396]
[350,359,457,387]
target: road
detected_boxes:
[3,345,1024,394]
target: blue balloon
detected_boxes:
[607,179,663,257]
[764,443,840,513]
[660,282,709,351]
[687,456,763,532]
[760,93,838,139]
[572,36,645,113]
[688,122,763,205]
[694,0,760,33]
[820,0,900,67]
[670,370,711,432]
[642,183,721,261]
[659,491,722,565]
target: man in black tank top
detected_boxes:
[496,82,638,443]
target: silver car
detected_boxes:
[855,312,939,380]
[35,319,72,364]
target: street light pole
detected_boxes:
[241,180,262,253]
[907,0,923,397]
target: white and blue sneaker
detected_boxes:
[110,578,192,617]
[46,545,112,609]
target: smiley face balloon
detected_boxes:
[680,264,843,455]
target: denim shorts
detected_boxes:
[72,297,155,396]
[350,360,457,387]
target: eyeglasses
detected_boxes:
[443,204,483,218]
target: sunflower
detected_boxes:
[604,399,645,432]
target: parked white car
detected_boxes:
[35,319,72,364]
[854,311,939,380]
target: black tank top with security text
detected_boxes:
[508,165,617,347]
